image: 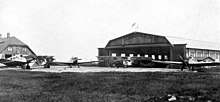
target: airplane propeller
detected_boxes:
[179,55,192,71]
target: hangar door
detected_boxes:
[105,32,172,60]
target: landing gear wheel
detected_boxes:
[44,64,50,68]
[26,65,30,69]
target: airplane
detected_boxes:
[98,55,220,70]
[151,56,220,71]
[97,56,153,68]
[0,54,103,69]
[0,54,58,69]
[97,56,129,68]
[0,54,37,69]
[42,56,104,68]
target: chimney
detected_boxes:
[7,33,10,38]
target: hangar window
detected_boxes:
[216,53,219,59]
[152,55,155,59]
[164,55,168,60]
[158,55,162,60]
[197,52,202,57]
[111,53,116,57]
[210,53,215,59]
[129,54,134,57]
[204,51,209,57]
[7,47,12,51]
[145,54,148,57]
[121,53,125,57]
[190,52,195,57]
[186,49,189,57]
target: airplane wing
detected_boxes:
[78,60,104,64]
[49,61,103,66]
[49,62,73,66]
[35,56,55,61]
[189,62,220,66]
[151,60,183,65]
[0,59,26,66]
[152,60,220,66]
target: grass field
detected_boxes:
[0,68,220,102]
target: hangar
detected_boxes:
[0,33,36,59]
[98,32,220,67]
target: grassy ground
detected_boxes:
[0,68,220,102]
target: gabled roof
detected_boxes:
[166,36,220,51]
[0,36,36,55]
[105,32,170,48]
[105,32,220,51]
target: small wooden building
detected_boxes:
[0,33,36,59]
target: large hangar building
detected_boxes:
[98,32,220,67]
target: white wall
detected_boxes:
[186,48,220,62]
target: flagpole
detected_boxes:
[132,22,138,32]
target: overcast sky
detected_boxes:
[0,0,220,61]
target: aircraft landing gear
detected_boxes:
[44,64,50,68]
[26,64,30,69]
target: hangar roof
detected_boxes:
[166,36,220,51]
[106,32,220,51]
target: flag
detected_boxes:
[132,22,136,27]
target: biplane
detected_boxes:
[42,56,103,68]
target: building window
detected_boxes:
[197,52,202,57]
[22,48,27,51]
[216,52,219,59]
[210,52,215,59]
[111,53,116,57]
[190,52,195,57]
[158,55,162,60]
[152,55,155,59]
[186,49,189,57]
[121,53,125,57]
[204,51,209,57]
[164,55,168,60]
[145,54,148,57]
[216,54,219,59]
[7,47,12,51]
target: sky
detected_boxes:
[0,0,220,61]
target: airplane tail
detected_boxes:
[69,57,81,68]
[70,57,81,64]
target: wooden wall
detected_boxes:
[1,45,35,57]
[106,32,169,47]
